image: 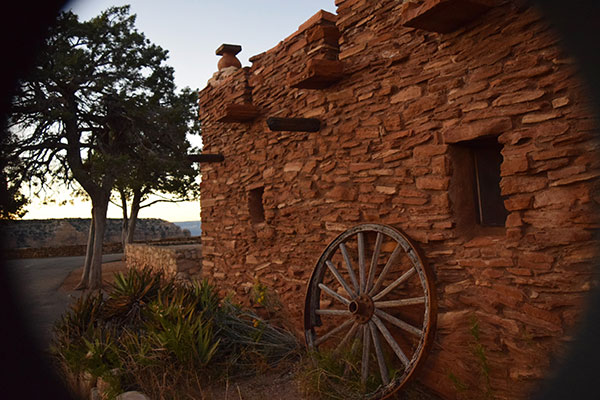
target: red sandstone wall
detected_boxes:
[198,1,600,398]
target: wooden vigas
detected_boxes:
[266,117,321,132]
[188,153,224,163]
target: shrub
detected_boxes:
[52,268,299,399]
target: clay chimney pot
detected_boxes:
[216,43,242,70]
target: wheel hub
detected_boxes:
[349,294,374,324]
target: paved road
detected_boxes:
[5,254,123,349]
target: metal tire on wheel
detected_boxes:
[304,224,437,399]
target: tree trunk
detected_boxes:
[75,208,95,290]
[119,188,129,257]
[88,192,110,290]
[125,189,142,245]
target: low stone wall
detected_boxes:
[5,242,123,259]
[125,243,202,280]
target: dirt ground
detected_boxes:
[59,260,128,291]
[201,368,304,400]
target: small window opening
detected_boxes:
[248,187,265,224]
[450,137,508,234]
[471,138,508,227]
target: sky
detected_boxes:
[23,0,336,222]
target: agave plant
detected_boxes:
[52,292,105,374]
[190,279,221,317]
[146,307,220,367]
[52,267,301,398]
[102,267,172,327]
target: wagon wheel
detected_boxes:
[304,223,437,399]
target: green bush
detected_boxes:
[296,342,441,400]
[52,268,299,399]
[296,343,381,400]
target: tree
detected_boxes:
[112,86,200,251]
[0,168,28,220]
[0,135,28,219]
[5,6,199,289]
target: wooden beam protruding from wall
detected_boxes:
[266,117,321,132]
[188,153,225,163]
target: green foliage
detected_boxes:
[103,267,169,326]
[297,343,441,400]
[0,137,28,219]
[470,315,480,341]
[52,268,299,398]
[296,341,382,400]
[53,293,111,373]
[214,301,300,376]
[0,173,28,219]
[448,371,469,392]
[250,278,282,311]
[469,315,494,399]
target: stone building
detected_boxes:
[197,0,599,398]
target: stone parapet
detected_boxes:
[125,243,202,280]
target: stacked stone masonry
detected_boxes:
[198,0,600,398]
[125,243,202,281]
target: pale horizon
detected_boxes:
[22,194,201,222]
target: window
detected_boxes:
[248,187,265,224]
[470,139,508,226]
[449,137,508,233]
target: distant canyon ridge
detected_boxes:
[1,218,197,249]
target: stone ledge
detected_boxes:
[401,0,496,33]
[288,59,344,89]
[216,103,260,122]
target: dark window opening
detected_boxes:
[470,138,508,227]
[449,137,508,234]
[248,187,265,224]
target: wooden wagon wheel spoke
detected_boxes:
[374,297,426,308]
[366,232,383,292]
[318,282,351,305]
[358,232,367,294]
[335,321,360,353]
[304,223,437,399]
[326,260,356,298]
[374,308,422,337]
[339,243,360,293]
[369,244,403,296]
[371,267,416,301]
[315,318,354,347]
[361,324,371,387]
[315,309,352,316]
[372,314,410,368]
[369,321,390,386]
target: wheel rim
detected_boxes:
[304,224,437,399]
